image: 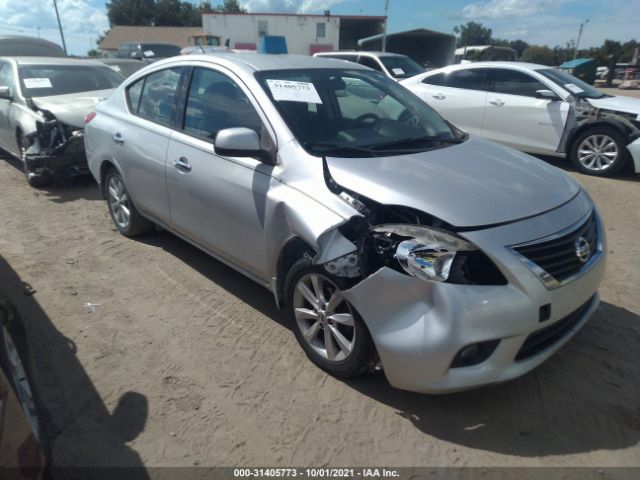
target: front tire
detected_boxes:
[105,169,153,237]
[18,133,52,188]
[570,126,628,176]
[284,257,374,378]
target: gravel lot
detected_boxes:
[0,121,639,471]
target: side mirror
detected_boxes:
[535,89,560,101]
[0,86,11,100]
[215,127,273,164]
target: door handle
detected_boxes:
[432,93,445,100]
[172,156,192,172]
[489,99,505,106]
[112,133,124,144]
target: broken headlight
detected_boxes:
[367,224,506,285]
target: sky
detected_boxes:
[1,0,638,56]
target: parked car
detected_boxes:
[96,57,147,78]
[401,61,640,176]
[117,43,181,62]
[0,35,65,57]
[85,54,605,394]
[313,51,424,80]
[0,56,123,187]
[0,295,48,476]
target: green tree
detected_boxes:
[453,21,492,46]
[106,0,155,26]
[213,0,247,13]
[520,45,556,65]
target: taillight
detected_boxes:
[84,111,97,125]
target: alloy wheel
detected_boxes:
[292,273,356,362]
[577,134,618,171]
[2,325,40,440]
[108,175,131,230]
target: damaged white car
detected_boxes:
[0,57,123,187]
[85,55,605,393]
[402,62,640,176]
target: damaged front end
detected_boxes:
[559,95,640,154]
[313,161,506,289]
[23,100,87,175]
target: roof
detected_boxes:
[1,56,107,66]
[432,61,549,72]
[560,58,595,68]
[152,53,369,73]
[99,26,204,50]
[358,28,455,46]
[454,45,516,55]
[202,12,385,20]
[315,50,406,58]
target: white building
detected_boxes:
[202,13,385,55]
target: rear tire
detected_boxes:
[104,168,153,237]
[284,257,374,379]
[18,133,52,188]
[570,126,628,176]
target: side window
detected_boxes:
[183,68,262,141]
[136,68,183,126]
[489,69,548,97]
[0,63,14,95]
[126,77,144,113]
[421,72,445,86]
[446,68,488,91]
[358,56,383,72]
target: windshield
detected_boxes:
[256,69,462,157]
[537,68,606,99]
[141,44,181,57]
[19,65,124,97]
[380,56,425,79]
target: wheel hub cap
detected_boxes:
[577,134,618,171]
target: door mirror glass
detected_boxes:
[0,85,11,99]
[215,127,270,162]
[535,89,560,101]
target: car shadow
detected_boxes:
[0,255,150,478]
[534,154,640,182]
[0,151,102,203]
[137,230,288,330]
[344,301,640,457]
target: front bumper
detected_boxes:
[343,191,606,394]
[25,131,87,172]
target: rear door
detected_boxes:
[483,67,569,153]
[165,66,275,281]
[412,67,489,136]
[113,66,185,225]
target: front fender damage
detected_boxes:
[558,96,640,154]
[23,99,86,173]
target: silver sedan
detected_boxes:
[85,54,605,393]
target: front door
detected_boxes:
[482,68,569,154]
[165,66,274,280]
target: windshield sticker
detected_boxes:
[392,68,405,76]
[143,50,155,57]
[109,65,122,72]
[564,83,584,94]
[23,78,52,89]
[266,79,322,104]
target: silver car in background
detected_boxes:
[0,57,123,187]
[85,54,605,393]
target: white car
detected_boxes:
[313,51,425,81]
[401,61,640,176]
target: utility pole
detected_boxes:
[52,0,68,55]
[382,0,389,52]
[573,19,589,60]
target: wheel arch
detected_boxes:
[273,236,317,308]
[567,120,629,154]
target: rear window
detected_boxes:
[19,65,124,97]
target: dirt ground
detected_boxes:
[0,136,639,471]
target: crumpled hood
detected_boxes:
[587,95,640,115]
[325,136,581,228]
[32,89,115,128]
